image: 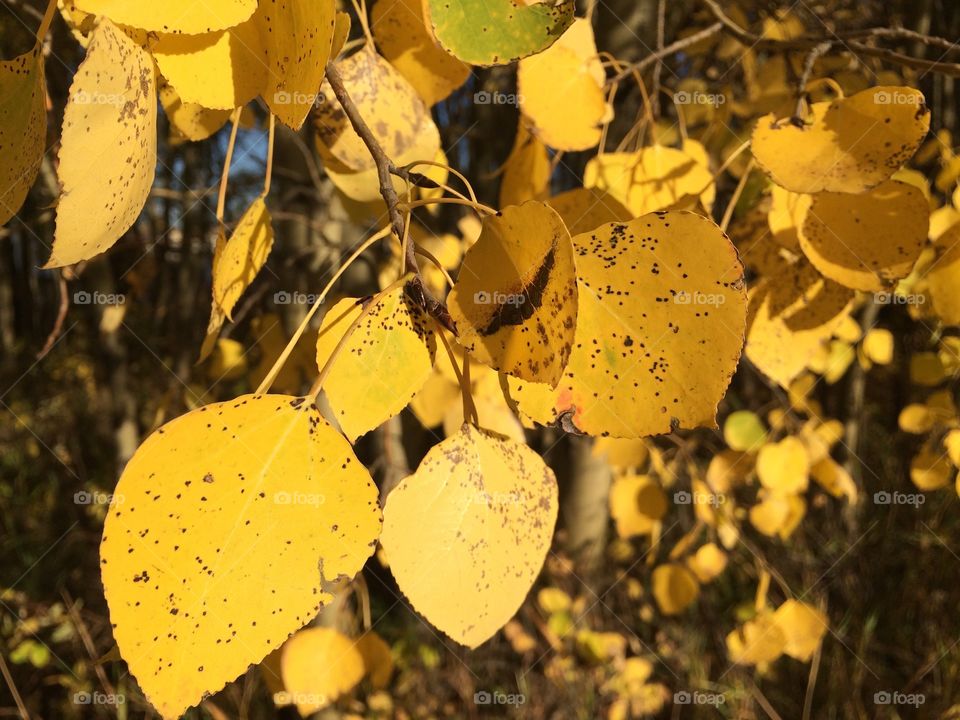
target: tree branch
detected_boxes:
[322,62,454,332]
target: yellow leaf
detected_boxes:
[448,201,577,386]
[752,86,930,194]
[575,630,627,664]
[771,600,827,662]
[260,0,337,129]
[706,449,752,492]
[798,180,929,292]
[159,80,231,143]
[910,352,948,386]
[315,287,437,442]
[73,0,257,33]
[537,587,572,614]
[371,0,469,106]
[723,410,767,452]
[511,212,746,438]
[517,19,607,151]
[726,611,786,665]
[910,444,954,491]
[592,437,649,471]
[585,146,714,216]
[355,631,394,689]
[756,437,809,494]
[766,184,810,250]
[686,543,727,583]
[745,258,854,387]
[499,121,551,208]
[315,49,440,173]
[0,43,46,226]
[100,395,381,719]
[442,366,525,443]
[651,563,699,615]
[944,429,960,466]
[48,19,157,268]
[213,195,274,320]
[380,424,558,647]
[750,492,806,539]
[862,328,894,365]
[899,404,935,434]
[279,627,365,714]
[545,187,632,237]
[923,223,960,325]
[206,338,248,381]
[152,18,267,111]
[810,457,857,502]
[609,475,666,539]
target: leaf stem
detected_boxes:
[263,113,276,196]
[216,108,242,224]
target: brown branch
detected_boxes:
[323,62,454,332]
[37,270,68,360]
[608,22,723,85]
[795,41,833,117]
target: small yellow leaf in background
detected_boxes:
[355,631,394,689]
[48,19,156,268]
[810,457,857,502]
[279,627,365,714]
[545,187,632,237]
[499,121,551,208]
[152,18,267,111]
[205,337,248,381]
[922,223,960,326]
[0,44,46,226]
[315,287,436,442]
[766,184,809,250]
[592,437,649,471]
[686,543,728,583]
[537,587,572,615]
[371,0,469,106]
[512,211,746,438]
[448,201,577,386]
[757,437,809,494]
[798,180,929,292]
[651,563,699,615]
[585,146,714,216]
[576,630,627,664]
[726,611,786,665]
[862,328,894,366]
[945,430,960,467]
[73,0,258,33]
[750,492,806,539]
[910,444,954,491]
[259,0,337,129]
[771,600,828,662]
[100,395,382,719]
[752,86,930,194]
[723,410,768,452]
[380,424,558,647]
[609,475,666,539]
[899,404,935,434]
[159,80,231,143]
[213,195,274,320]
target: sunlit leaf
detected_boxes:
[756,437,809,494]
[499,121,551,208]
[651,563,699,615]
[279,627,365,714]
[0,43,46,226]
[159,80,231,143]
[771,600,827,662]
[213,195,274,320]
[73,0,258,33]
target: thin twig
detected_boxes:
[37,271,68,360]
[795,41,833,117]
[323,61,454,332]
[608,22,723,85]
[0,652,30,720]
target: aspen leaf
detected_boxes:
[517,19,607,151]
[767,184,810,250]
[260,0,337,129]
[686,543,727,584]
[213,196,274,320]
[279,627,365,714]
[945,429,960,467]
[910,444,954,491]
[584,146,715,216]
[798,180,929,292]
[898,404,934,434]
[771,600,827,662]
[546,187,632,237]
[609,475,666,539]
[726,612,786,665]
[752,86,930,194]
[152,18,267,111]
[723,410,767,452]
[425,0,574,66]
[511,212,747,438]
[380,424,559,647]
[315,287,436,442]
[810,457,857,502]
[447,201,578,386]
[159,81,231,143]
[100,395,382,719]
[923,223,960,325]
[48,19,156,268]
[592,437,649,470]
[651,564,699,615]
[371,0,469,106]
[537,587,572,614]
[745,259,854,387]
[442,366,525,443]
[315,50,440,173]
[756,437,809,494]
[750,492,806,539]
[73,0,257,33]
[0,44,46,226]
[331,11,351,58]
[862,328,894,365]
[355,631,394,689]
[499,122,551,208]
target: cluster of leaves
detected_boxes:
[7,0,960,717]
